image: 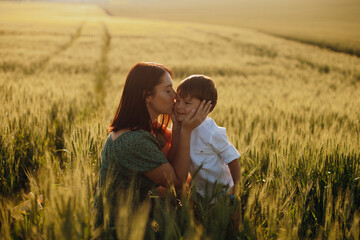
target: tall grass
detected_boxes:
[0,2,359,239]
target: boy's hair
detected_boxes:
[177,75,217,112]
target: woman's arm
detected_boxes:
[166,112,181,164]
[228,159,240,191]
[144,101,212,190]
[144,128,191,189]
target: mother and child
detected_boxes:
[94,62,240,231]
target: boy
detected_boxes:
[174,75,240,201]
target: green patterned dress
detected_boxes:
[94,130,168,230]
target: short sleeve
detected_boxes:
[210,127,240,164]
[114,131,168,173]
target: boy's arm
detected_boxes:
[228,159,240,191]
[209,123,241,193]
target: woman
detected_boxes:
[94,62,211,234]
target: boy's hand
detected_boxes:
[182,100,212,132]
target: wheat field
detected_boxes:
[102,0,360,57]
[0,2,360,239]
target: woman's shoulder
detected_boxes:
[111,130,158,147]
[127,129,155,139]
[105,130,161,162]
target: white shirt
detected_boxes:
[189,117,240,199]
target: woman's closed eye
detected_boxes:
[165,87,174,94]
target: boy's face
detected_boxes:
[174,92,202,122]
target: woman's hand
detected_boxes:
[182,100,212,132]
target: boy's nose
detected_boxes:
[176,102,184,110]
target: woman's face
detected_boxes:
[174,92,201,122]
[146,72,176,120]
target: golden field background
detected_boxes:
[102,0,360,57]
[0,2,360,239]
